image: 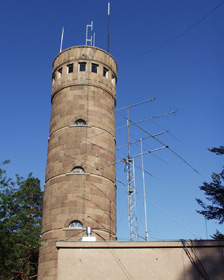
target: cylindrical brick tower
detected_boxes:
[38,46,117,279]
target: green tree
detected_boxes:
[0,161,43,279]
[196,146,224,239]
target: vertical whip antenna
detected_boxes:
[107,2,110,53]
[140,139,148,241]
[60,27,64,53]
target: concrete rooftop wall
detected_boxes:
[56,240,224,280]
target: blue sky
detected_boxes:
[1,0,223,241]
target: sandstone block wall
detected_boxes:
[38,46,117,280]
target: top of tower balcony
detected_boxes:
[52,45,117,72]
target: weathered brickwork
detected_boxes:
[38,46,117,280]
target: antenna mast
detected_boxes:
[107,2,110,53]
[126,107,138,241]
[141,138,148,241]
[60,27,64,53]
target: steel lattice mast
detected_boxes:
[126,107,138,241]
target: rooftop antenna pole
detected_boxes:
[60,27,64,53]
[107,2,110,53]
[140,138,148,241]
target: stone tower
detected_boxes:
[38,46,117,279]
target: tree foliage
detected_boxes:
[196,146,224,239]
[0,161,43,279]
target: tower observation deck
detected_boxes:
[38,46,117,279]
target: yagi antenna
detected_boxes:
[85,21,95,46]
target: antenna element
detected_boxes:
[107,2,110,53]
[85,21,95,46]
[60,27,64,53]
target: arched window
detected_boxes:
[72,167,85,174]
[69,220,83,228]
[74,119,86,126]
